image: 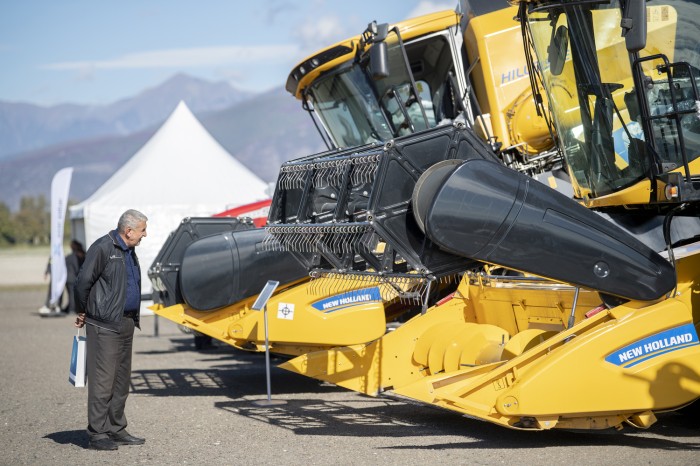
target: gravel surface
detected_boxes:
[0,251,698,465]
[0,248,48,287]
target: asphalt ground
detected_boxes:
[0,253,698,465]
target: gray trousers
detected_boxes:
[86,316,135,440]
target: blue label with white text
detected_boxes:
[605,323,699,368]
[311,287,382,313]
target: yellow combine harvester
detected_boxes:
[271,0,700,431]
[151,0,699,432]
[149,2,550,356]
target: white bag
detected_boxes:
[69,330,87,387]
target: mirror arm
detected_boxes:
[389,26,431,129]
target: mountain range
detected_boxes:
[0,74,327,211]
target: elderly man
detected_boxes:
[74,209,148,451]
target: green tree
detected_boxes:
[13,195,50,245]
[0,202,14,245]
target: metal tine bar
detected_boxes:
[304,227,314,250]
[343,228,353,256]
[338,228,348,255]
[280,232,295,252]
[304,229,316,252]
[349,158,367,186]
[286,230,298,251]
[342,230,352,255]
[277,229,291,251]
[360,163,372,185]
[277,170,288,190]
[339,230,350,255]
[328,228,340,254]
[350,162,360,186]
[340,227,354,256]
[289,168,297,189]
[290,167,300,190]
[261,232,274,251]
[306,269,440,306]
[313,228,324,253]
[303,231,313,252]
[350,229,363,256]
[312,166,324,188]
[285,169,294,190]
[307,228,319,252]
[296,229,306,252]
[293,166,304,189]
[294,230,311,252]
[338,229,349,255]
[296,167,308,189]
[332,160,348,187]
[350,154,379,185]
[314,229,327,253]
[318,163,333,188]
[288,231,298,252]
[265,228,285,251]
[366,156,380,182]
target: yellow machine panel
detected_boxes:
[283,251,700,430]
[465,6,553,154]
[152,278,396,357]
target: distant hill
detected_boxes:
[0,85,327,211]
[202,87,327,182]
[0,73,253,159]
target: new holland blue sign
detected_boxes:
[605,323,699,368]
[312,287,382,313]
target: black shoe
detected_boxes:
[109,433,145,445]
[88,438,118,450]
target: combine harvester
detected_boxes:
[149,2,555,356]
[270,0,700,431]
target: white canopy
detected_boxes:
[70,101,268,295]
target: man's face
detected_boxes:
[124,221,147,248]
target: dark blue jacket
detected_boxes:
[75,231,141,332]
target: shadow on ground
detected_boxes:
[127,336,700,450]
[131,337,338,398]
[43,430,89,448]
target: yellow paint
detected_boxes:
[150,277,395,357]
[282,252,700,430]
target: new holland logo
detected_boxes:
[311,287,382,313]
[605,323,700,368]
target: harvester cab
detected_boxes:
[285,2,562,176]
[518,0,700,210]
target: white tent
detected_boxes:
[70,101,268,296]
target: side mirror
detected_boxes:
[547,25,568,76]
[370,42,390,80]
[622,0,647,53]
[365,22,390,80]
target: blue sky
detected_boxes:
[1,1,455,107]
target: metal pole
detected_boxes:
[564,287,581,344]
[250,280,285,407]
[421,278,433,315]
[567,287,580,329]
[263,303,272,402]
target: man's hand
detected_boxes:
[74,313,86,328]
